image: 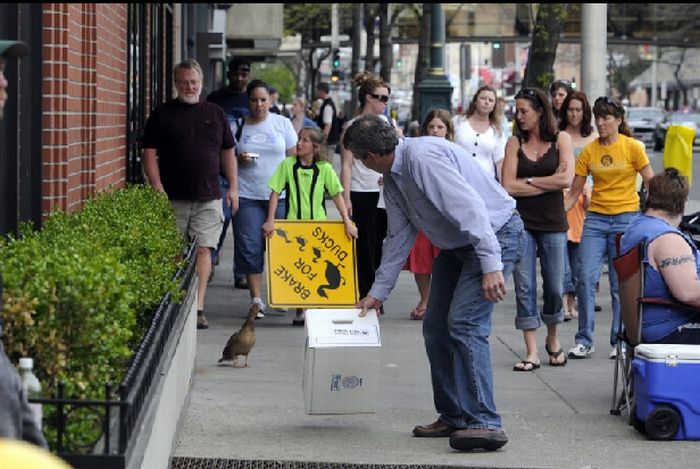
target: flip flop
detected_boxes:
[513,360,540,372]
[546,344,568,366]
[410,306,427,320]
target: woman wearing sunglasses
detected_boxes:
[501,87,574,371]
[564,96,654,359]
[339,71,393,305]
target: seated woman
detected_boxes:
[620,168,700,344]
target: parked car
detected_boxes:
[626,107,666,148]
[654,112,700,151]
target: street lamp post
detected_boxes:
[417,4,453,122]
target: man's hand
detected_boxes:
[356,295,382,317]
[226,189,238,216]
[482,271,506,303]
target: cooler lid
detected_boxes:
[305,308,381,347]
[635,343,700,361]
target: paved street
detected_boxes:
[172,156,700,469]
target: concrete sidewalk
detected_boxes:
[172,230,699,469]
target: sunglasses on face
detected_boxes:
[370,93,390,103]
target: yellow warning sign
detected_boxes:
[266,220,358,307]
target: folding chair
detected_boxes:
[610,240,644,418]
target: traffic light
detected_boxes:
[396,57,403,68]
[332,49,340,69]
[331,70,340,83]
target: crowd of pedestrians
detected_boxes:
[5,42,696,458]
[136,55,673,452]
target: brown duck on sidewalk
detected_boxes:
[218,303,261,368]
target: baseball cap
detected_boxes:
[228,57,250,73]
[0,40,29,58]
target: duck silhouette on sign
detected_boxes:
[317,260,346,298]
[311,246,322,263]
[274,228,292,243]
[295,235,307,251]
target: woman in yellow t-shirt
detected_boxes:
[564,97,654,359]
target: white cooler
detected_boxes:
[303,308,381,414]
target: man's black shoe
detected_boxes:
[448,428,508,451]
[234,277,249,289]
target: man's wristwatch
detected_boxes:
[526,177,533,185]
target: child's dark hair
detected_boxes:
[299,126,328,162]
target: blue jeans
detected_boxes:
[423,214,523,430]
[513,230,566,330]
[575,211,636,347]
[563,241,580,294]
[232,197,286,274]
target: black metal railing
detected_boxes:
[31,241,197,469]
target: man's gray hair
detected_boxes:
[173,59,203,79]
[343,114,399,160]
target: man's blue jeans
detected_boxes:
[423,214,523,430]
[513,230,566,330]
[575,211,637,347]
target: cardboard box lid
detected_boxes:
[305,308,381,348]
[635,343,700,361]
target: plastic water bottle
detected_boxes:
[18,357,43,430]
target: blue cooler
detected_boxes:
[632,344,700,440]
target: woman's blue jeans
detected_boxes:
[422,214,523,430]
[232,197,286,274]
[575,211,636,347]
[513,230,567,330]
[563,241,580,295]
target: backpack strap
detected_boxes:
[234,117,245,143]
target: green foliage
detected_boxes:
[252,62,297,104]
[0,185,186,451]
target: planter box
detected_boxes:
[33,242,198,469]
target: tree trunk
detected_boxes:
[379,4,392,83]
[673,48,687,105]
[523,4,570,89]
[364,4,377,73]
[351,4,363,115]
[411,4,430,122]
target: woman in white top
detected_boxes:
[232,79,298,317]
[559,91,597,320]
[339,71,391,302]
[453,85,507,181]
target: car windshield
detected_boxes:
[627,109,664,121]
[669,113,700,123]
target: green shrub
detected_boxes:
[0,185,186,451]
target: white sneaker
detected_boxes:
[568,343,595,358]
[251,298,266,319]
[609,344,627,359]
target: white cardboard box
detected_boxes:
[303,308,381,414]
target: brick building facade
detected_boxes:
[0,3,177,234]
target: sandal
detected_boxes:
[546,344,568,366]
[563,310,573,322]
[410,306,427,320]
[513,360,540,372]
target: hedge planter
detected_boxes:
[0,186,192,469]
[39,241,198,469]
